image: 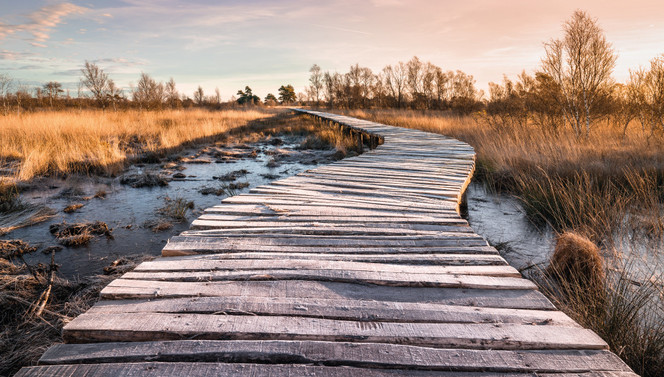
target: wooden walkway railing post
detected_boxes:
[16,109,636,377]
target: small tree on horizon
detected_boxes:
[236,86,260,105]
[278,84,296,104]
[264,93,278,106]
[80,61,111,108]
[43,81,64,108]
[194,86,205,105]
[308,64,323,105]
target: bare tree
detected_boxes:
[80,61,110,107]
[165,78,179,108]
[629,55,664,136]
[214,87,221,105]
[14,82,30,115]
[43,81,64,108]
[0,73,12,115]
[407,56,424,106]
[106,79,123,111]
[133,73,165,110]
[383,62,407,108]
[421,62,437,109]
[194,86,205,105]
[434,68,451,107]
[541,10,617,137]
[308,64,323,105]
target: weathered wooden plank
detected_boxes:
[250,185,460,201]
[62,312,607,350]
[220,194,458,211]
[189,220,472,233]
[100,279,556,310]
[196,212,466,221]
[187,224,468,236]
[160,252,508,266]
[162,237,498,256]
[276,174,467,189]
[121,269,533,289]
[39,341,631,373]
[134,259,518,276]
[176,232,487,243]
[16,362,640,377]
[85,296,577,326]
[204,204,457,217]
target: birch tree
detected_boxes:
[541,10,617,137]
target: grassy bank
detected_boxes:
[337,108,664,376]
[0,108,272,181]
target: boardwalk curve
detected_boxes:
[17,110,636,376]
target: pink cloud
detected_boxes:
[0,3,88,46]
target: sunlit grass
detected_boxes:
[0,108,272,181]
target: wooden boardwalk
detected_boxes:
[17,110,636,376]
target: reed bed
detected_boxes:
[0,109,272,181]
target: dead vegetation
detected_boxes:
[48,221,113,247]
[63,203,84,213]
[547,232,605,288]
[158,196,194,222]
[539,234,664,377]
[119,172,168,188]
[0,249,152,376]
[1,183,56,235]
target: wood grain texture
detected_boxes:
[40,341,630,372]
[16,362,640,377]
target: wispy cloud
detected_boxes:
[0,3,88,47]
[0,50,35,60]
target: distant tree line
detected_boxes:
[304,59,481,114]
[0,62,299,114]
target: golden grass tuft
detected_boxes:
[548,232,604,288]
[0,108,272,181]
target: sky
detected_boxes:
[0,0,663,100]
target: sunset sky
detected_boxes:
[0,0,662,100]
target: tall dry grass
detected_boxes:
[0,108,272,181]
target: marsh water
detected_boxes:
[465,180,663,288]
[465,182,556,274]
[3,135,341,278]
[4,133,661,287]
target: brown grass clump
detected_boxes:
[158,196,194,222]
[93,189,107,199]
[547,232,604,289]
[49,221,112,247]
[0,108,272,181]
[150,221,173,232]
[119,172,168,188]
[63,203,84,213]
